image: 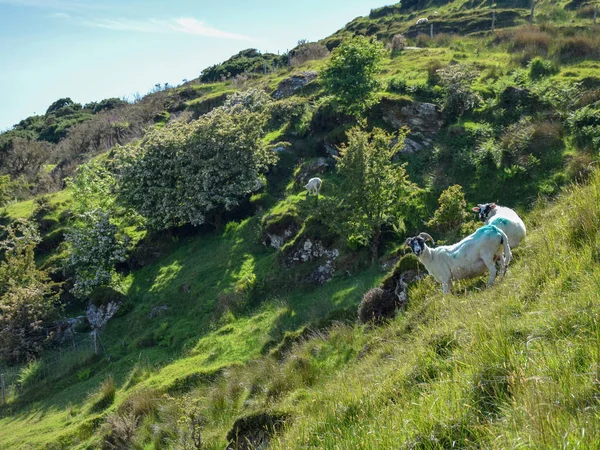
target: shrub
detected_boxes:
[0,220,60,364]
[568,106,600,151]
[101,412,139,450]
[290,41,330,66]
[387,77,408,94]
[65,210,130,299]
[320,36,386,117]
[89,286,126,307]
[437,64,481,120]
[556,36,600,63]
[427,185,469,233]
[358,287,399,325]
[528,57,559,80]
[511,29,551,54]
[118,92,277,230]
[387,34,407,53]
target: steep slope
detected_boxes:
[1,0,600,448]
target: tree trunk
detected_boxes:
[371,230,381,265]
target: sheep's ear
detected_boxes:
[490,203,497,209]
[419,232,434,244]
[472,206,480,212]
[404,238,412,250]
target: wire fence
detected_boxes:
[0,330,108,406]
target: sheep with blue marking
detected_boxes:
[472,203,526,248]
[404,225,511,294]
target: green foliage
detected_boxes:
[437,64,481,120]
[568,105,600,151]
[200,48,283,82]
[65,210,130,299]
[426,185,469,233]
[528,57,559,80]
[118,91,276,230]
[323,126,415,261]
[67,159,118,216]
[0,220,60,363]
[320,36,386,117]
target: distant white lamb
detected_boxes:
[405,226,511,294]
[304,177,322,196]
[416,17,429,25]
[472,203,526,249]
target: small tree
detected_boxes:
[325,126,415,263]
[118,91,276,230]
[427,185,469,233]
[0,220,60,363]
[65,210,130,299]
[320,36,386,117]
[437,64,481,120]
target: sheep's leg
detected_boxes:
[442,279,452,294]
[483,256,497,287]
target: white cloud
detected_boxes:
[78,17,251,41]
[171,17,250,41]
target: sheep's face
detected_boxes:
[472,203,496,222]
[406,236,426,257]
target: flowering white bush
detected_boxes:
[117,93,276,230]
[65,210,130,299]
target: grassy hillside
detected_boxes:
[1,0,600,448]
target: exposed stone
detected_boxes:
[86,301,121,330]
[272,71,317,99]
[401,137,425,154]
[294,157,330,185]
[148,305,169,319]
[307,259,336,284]
[379,98,444,133]
[285,238,339,267]
[264,226,297,250]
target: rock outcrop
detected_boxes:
[273,71,317,99]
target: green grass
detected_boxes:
[4,189,72,220]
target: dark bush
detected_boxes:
[37,228,65,254]
[387,77,408,94]
[226,411,290,450]
[528,57,559,80]
[358,287,400,325]
[89,286,126,307]
[556,36,600,63]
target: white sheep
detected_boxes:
[472,203,526,248]
[304,177,322,197]
[416,17,429,25]
[404,226,511,294]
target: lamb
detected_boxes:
[404,226,511,294]
[416,18,429,25]
[304,177,322,197]
[472,203,526,248]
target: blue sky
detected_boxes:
[0,0,389,131]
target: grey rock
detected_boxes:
[272,71,317,99]
[86,301,121,330]
[148,305,169,319]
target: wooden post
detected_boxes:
[530,0,535,24]
[430,23,434,38]
[492,9,496,31]
[93,331,98,355]
[1,374,5,406]
[595,5,598,25]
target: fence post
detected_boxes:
[430,23,434,38]
[1,374,5,406]
[530,0,535,24]
[93,331,99,355]
[595,5,598,25]
[492,8,496,31]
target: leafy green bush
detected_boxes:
[528,57,559,80]
[437,64,481,120]
[321,126,415,262]
[0,220,60,364]
[387,77,408,94]
[320,36,386,117]
[65,210,130,299]
[427,185,469,234]
[118,91,277,230]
